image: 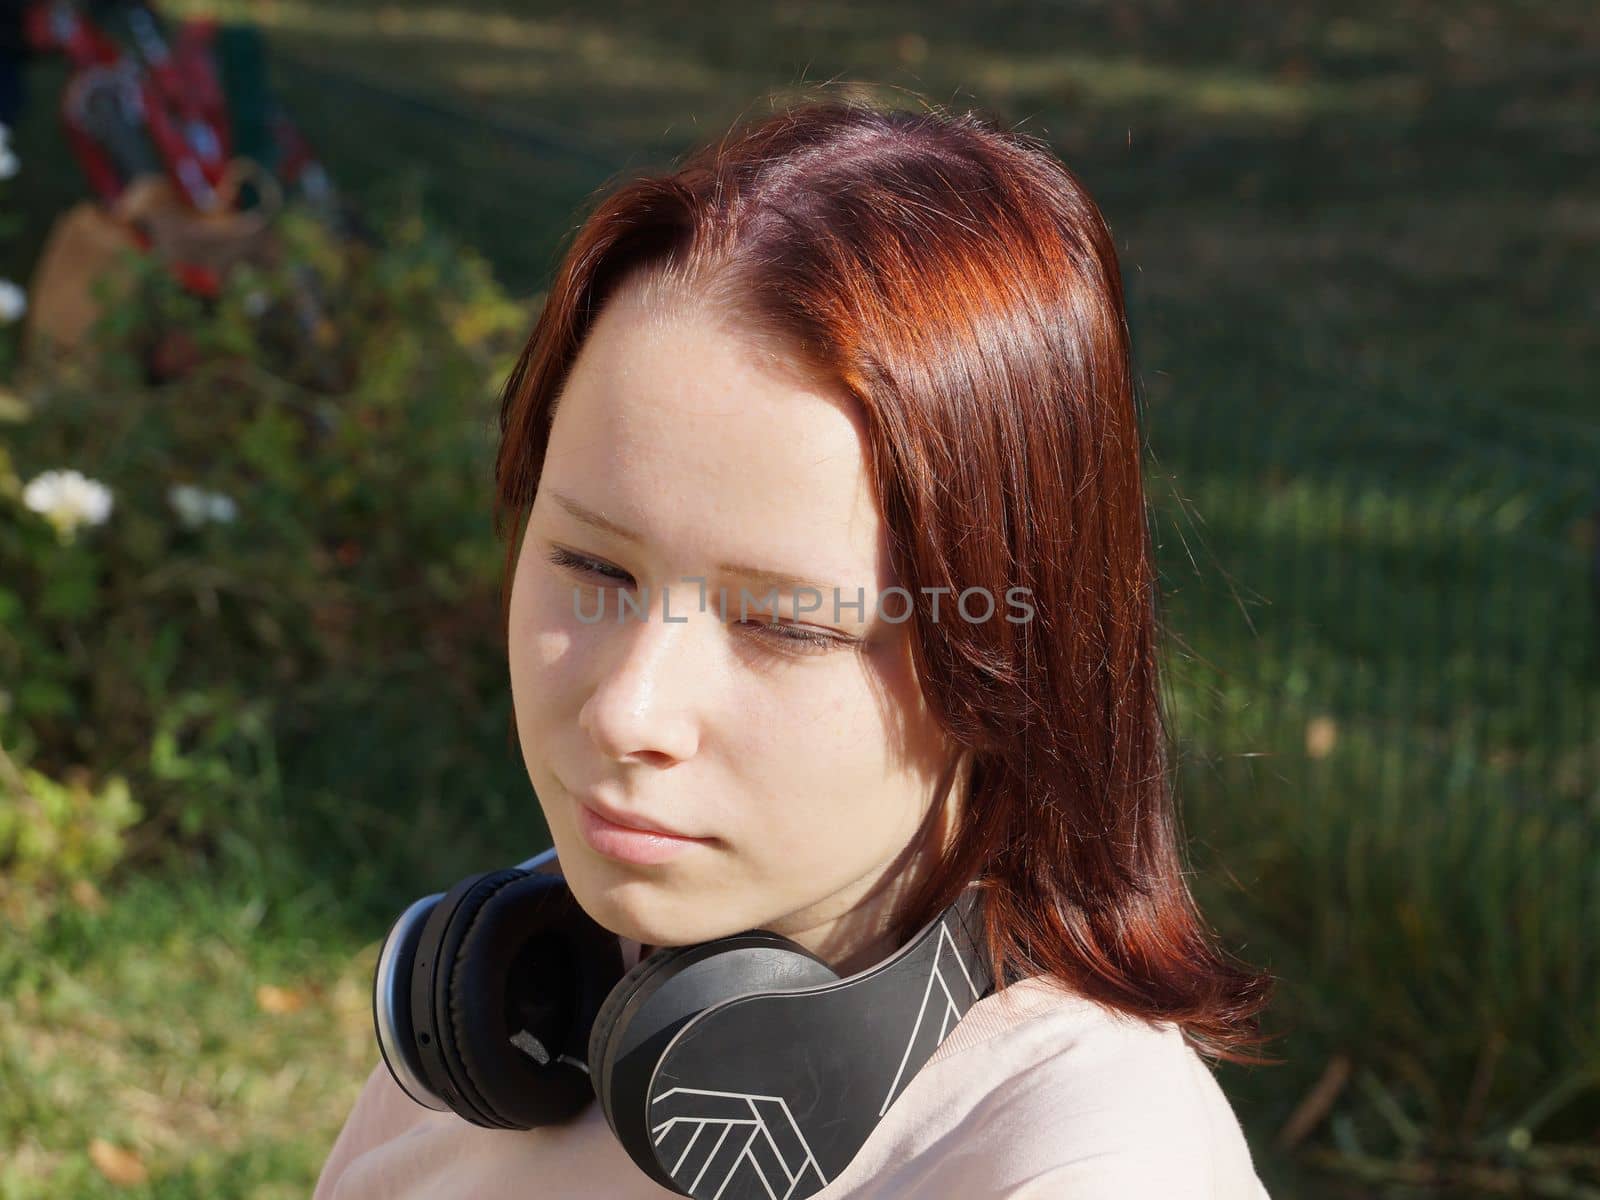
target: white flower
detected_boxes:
[0,147,18,181]
[169,484,207,528]
[0,280,25,324]
[168,483,238,529]
[22,469,114,542]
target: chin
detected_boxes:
[558,854,696,941]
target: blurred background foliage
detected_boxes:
[1,1,1597,1197]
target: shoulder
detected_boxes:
[312,1059,434,1200]
[874,978,1271,1199]
[975,980,1270,1199]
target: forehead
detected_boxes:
[541,283,890,588]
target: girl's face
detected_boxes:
[507,276,968,976]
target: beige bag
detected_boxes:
[24,160,283,364]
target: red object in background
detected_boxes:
[58,84,124,201]
[26,0,266,309]
[30,2,236,211]
[171,18,230,159]
[24,1,120,65]
[123,4,230,206]
[30,0,334,210]
[26,0,340,341]
[138,71,220,210]
[170,260,220,297]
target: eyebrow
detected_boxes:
[549,490,848,599]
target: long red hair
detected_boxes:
[494,93,1274,1062]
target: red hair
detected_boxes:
[494,93,1274,1062]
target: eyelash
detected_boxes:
[543,546,858,656]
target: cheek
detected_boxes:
[510,544,590,660]
[508,567,584,734]
[729,670,908,835]
[768,645,947,845]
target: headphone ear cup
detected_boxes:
[590,932,839,1190]
[587,942,703,1124]
[443,870,625,1128]
[373,890,449,1112]
[409,867,626,1129]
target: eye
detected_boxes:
[545,545,631,584]
[546,544,861,658]
[737,617,851,656]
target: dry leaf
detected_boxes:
[88,1138,148,1186]
[256,983,308,1014]
[1305,715,1338,759]
[70,878,106,913]
[895,33,927,64]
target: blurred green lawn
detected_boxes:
[4,2,1597,1197]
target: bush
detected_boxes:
[0,202,532,907]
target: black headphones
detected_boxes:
[372,846,1012,1199]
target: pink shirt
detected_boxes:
[314,938,1271,1199]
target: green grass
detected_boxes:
[5,1,1598,1196]
[1,867,370,1199]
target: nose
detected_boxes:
[578,593,704,768]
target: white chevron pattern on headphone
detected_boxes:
[650,1085,827,1199]
[646,915,983,1198]
[878,917,983,1117]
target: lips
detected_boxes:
[572,790,709,840]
